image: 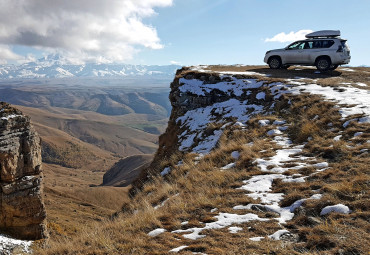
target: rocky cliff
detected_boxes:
[36,66,369,254]
[131,67,282,192]
[125,66,369,254]
[0,102,47,240]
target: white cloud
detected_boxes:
[0,45,22,64]
[0,0,173,63]
[170,60,181,65]
[265,30,313,43]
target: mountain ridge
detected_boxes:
[0,55,181,79]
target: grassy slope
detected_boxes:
[37,66,369,254]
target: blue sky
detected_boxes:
[136,0,370,66]
[2,0,370,66]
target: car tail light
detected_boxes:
[337,45,343,52]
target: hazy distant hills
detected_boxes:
[0,54,181,79]
[0,87,171,117]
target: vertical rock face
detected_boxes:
[131,68,277,194]
[0,102,47,240]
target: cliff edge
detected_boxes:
[0,102,47,240]
[39,66,369,254]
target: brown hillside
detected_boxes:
[102,154,153,187]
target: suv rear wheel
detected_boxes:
[268,57,282,69]
[316,57,331,71]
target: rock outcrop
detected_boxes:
[131,67,279,193]
[0,102,47,240]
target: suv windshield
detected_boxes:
[287,41,305,50]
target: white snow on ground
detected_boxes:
[172,213,268,240]
[249,236,264,241]
[0,114,20,120]
[177,98,264,153]
[273,120,286,125]
[320,204,351,216]
[239,174,285,194]
[192,130,223,154]
[235,122,328,226]
[161,167,171,176]
[334,135,342,141]
[254,146,307,173]
[258,119,270,126]
[313,162,329,169]
[0,234,32,254]
[353,132,363,137]
[256,92,266,100]
[267,129,282,136]
[148,228,166,237]
[189,65,212,73]
[268,229,290,240]
[154,198,170,210]
[221,163,236,170]
[289,83,370,122]
[356,82,367,87]
[340,68,355,72]
[218,71,270,77]
[228,226,243,233]
[169,245,188,253]
[179,77,264,97]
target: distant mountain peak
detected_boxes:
[0,56,181,79]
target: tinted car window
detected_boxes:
[322,40,334,48]
[305,42,313,49]
[312,40,334,49]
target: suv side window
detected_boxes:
[305,42,313,49]
[321,40,334,48]
[313,40,334,48]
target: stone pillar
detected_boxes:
[0,102,47,240]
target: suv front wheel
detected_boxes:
[316,57,331,71]
[268,57,282,69]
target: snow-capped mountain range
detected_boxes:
[0,55,181,79]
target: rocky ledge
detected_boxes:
[0,102,47,240]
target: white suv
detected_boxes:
[264,30,351,71]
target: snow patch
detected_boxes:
[269,229,290,240]
[320,204,351,216]
[160,167,171,176]
[169,245,188,253]
[228,226,243,233]
[148,228,166,237]
[258,119,270,126]
[0,234,33,254]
